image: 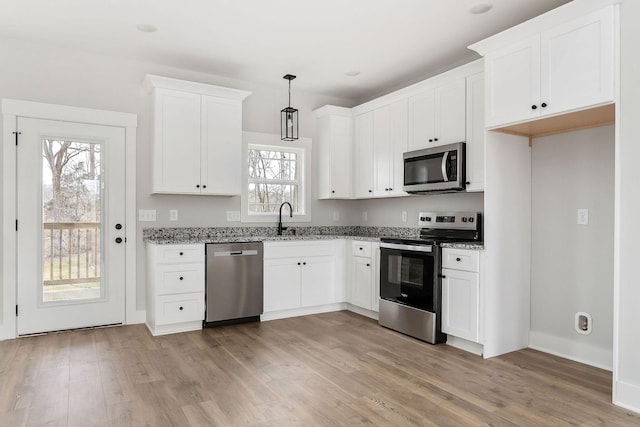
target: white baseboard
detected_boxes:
[0,324,15,341]
[261,303,347,322]
[446,335,484,356]
[529,330,612,371]
[614,380,640,414]
[127,310,146,325]
[345,303,379,320]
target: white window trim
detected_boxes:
[241,131,311,223]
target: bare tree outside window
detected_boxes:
[42,139,102,301]
[247,147,300,213]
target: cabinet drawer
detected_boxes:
[158,245,204,263]
[155,293,204,325]
[442,249,480,272]
[156,265,204,295]
[352,241,372,258]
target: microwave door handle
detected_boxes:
[441,151,449,182]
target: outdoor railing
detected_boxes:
[43,222,100,286]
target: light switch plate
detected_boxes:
[577,208,589,225]
[138,209,156,222]
[402,211,408,222]
[333,211,340,222]
[169,209,178,221]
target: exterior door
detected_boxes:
[16,117,126,335]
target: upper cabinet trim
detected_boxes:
[468,0,621,56]
[143,74,252,101]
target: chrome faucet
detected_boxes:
[278,202,293,235]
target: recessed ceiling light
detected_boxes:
[136,24,158,33]
[344,70,361,77]
[469,2,493,14]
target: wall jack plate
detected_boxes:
[226,211,241,222]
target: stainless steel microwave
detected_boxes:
[403,142,466,194]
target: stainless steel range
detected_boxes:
[379,211,481,344]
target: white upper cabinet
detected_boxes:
[477,5,615,129]
[484,37,541,128]
[540,7,614,116]
[465,72,485,192]
[200,95,244,195]
[354,111,374,198]
[314,106,353,199]
[373,100,408,197]
[315,60,482,199]
[408,78,466,151]
[144,75,251,195]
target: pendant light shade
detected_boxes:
[281,74,298,141]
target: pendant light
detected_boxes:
[281,74,298,141]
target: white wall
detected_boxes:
[354,193,484,227]
[530,125,614,370]
[615,0,640,411]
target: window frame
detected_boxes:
[241,132,311,223]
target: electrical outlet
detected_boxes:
[362,211,368,222]
[333,211,340,222]
[226,211,241,222]
[402,211,408,222]
[577,208,589,225]
[138,209,156,222]
[169,209,178,221]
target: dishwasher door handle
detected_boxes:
[213,249,259,257]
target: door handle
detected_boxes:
[441,151,449,182]
[115,237,123,244]
[115,223,122,230]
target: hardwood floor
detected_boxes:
[0,311,638,426]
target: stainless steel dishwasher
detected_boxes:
[204,242,263,326]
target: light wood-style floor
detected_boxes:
[1,311,638,426]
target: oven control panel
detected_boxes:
[418,211,479,229]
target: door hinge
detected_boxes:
[15,305,18,317]
[12,131,21,146]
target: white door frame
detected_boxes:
[1,99,140,340]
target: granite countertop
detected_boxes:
[440,242,485,250]
[143,226,419,245]
[143,226,485,250]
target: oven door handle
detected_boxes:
[441,151,449,182]
[380,242,433,253]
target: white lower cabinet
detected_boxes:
[347,241,380,314]
[441,248,481,344]
[263,240,344,317]
[146,243,205,336]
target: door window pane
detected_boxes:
[42,139,101,302]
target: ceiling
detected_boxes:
[0,0,571,104]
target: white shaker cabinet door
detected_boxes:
[351,256,373,311]
[300,256,336,307]
[465,72,485,192]
[442,268,480,343]
[485,36,541,128]
[435,78,466,146]
[541,6,614,117]
[354,111,374,198]
[264,259,301,312]
[201,95,242,195]
[152,89,202,194]
[408,89,436,151]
